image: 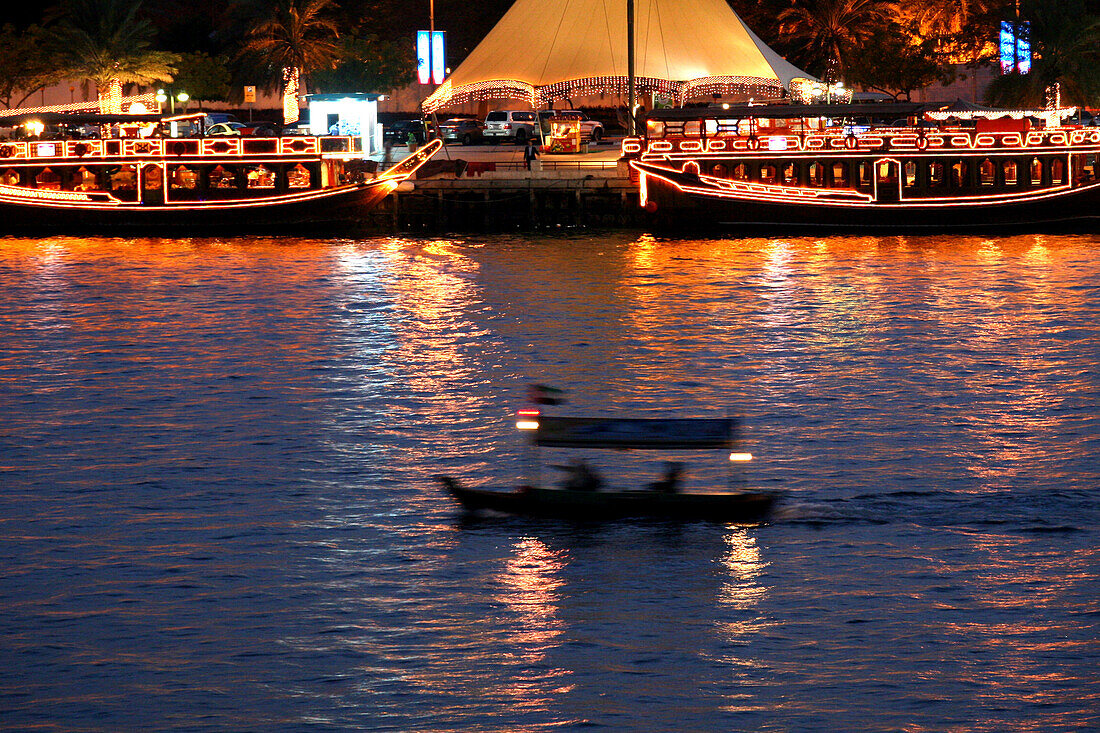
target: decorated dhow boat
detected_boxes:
[625,102,1100,231]
[0,113,441,231]
[437,410,775,522]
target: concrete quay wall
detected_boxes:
[373,159,645,231]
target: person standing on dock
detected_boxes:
[523,138,539,170]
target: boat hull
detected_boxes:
[437,476,775,523]
[0,180,395,232]
[635,160,1100,232]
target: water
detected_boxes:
[1,232,1097,731]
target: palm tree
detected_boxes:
[237,0,341,124]
[777,0,899,80]
[47,0,178,114]
[902,0,999,37]
[984,0,1100,108]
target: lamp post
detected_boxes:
[157,89,189,115]
[627,0,635,136]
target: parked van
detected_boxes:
[541,110,605,141]
[483,110,538,143]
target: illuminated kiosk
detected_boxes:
[422,0,817,114]
[546,116,582,154]
[306,93,385,157]
[623,101,1100,230]
[0,108,441,231]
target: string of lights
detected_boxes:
[423,75,792,113]
[6,93,160,116]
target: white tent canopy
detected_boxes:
[424,0,814,112]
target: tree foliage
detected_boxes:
[0,24,64,108]
[234,0,342,94]
[310,35,414,94]
[775,0,900,79]
[44,0,178,90]
[984,0,1100,108]
[172,52,232,107]
[847,22,957,100]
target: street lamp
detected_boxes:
[156,88,188,115]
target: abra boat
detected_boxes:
[625,102,1100,231]
[0,112,441,231]
[437,411,775,523]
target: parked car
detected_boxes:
[483,110,538,143]
[279,121,312,136]
[545,110,605,142]
[438,118,484,145]
[384,119,434,145]
[238,122,278,137]
[203,113,241,126]
[207,121,245,136]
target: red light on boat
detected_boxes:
[516,409,541,417]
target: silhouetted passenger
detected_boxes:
[562,460,602,491]
[648,462,684,493]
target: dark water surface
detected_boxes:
[1,233,1097,731]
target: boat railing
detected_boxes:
[627,125,1100,156]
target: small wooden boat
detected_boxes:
[437,476,775,522]
[439,411,776,523]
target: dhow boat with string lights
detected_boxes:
[625,101,1100,231]
[0,112,441,231]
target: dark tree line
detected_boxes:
[728,0,1100,106]
[2,0,1097,110]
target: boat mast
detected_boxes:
[627,0,636,136]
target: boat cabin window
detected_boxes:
[760,163,777,183]
[209,165,236,189]
[1030,157,1043,185]
[142,165,163,190]
[808,161,824,187]
[171,166,197,189]
[831,161,848,187]
[288,164,311,188]
[36,167,62,190]
[732,163,748,180]
[710,163,726,178]
[646,120,665,138]
[929,161,945,188]
[1003,159,1017,186]
[683,120,702,137]
[904,161,918,188]
[781,162,797,184]
[74,167,99,191]
[979,158,996,187]
[107,165,137,198]
[951,160,968,189]
[1052,158,1065,184]
[245,165,276,189]
[858,161,873,190]
[0,168,19,186]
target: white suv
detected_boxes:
[483,110,539,143]
[552,110,605,142]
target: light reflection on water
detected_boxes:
[0,232,1097,731]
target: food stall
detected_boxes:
[545,115,582,154]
